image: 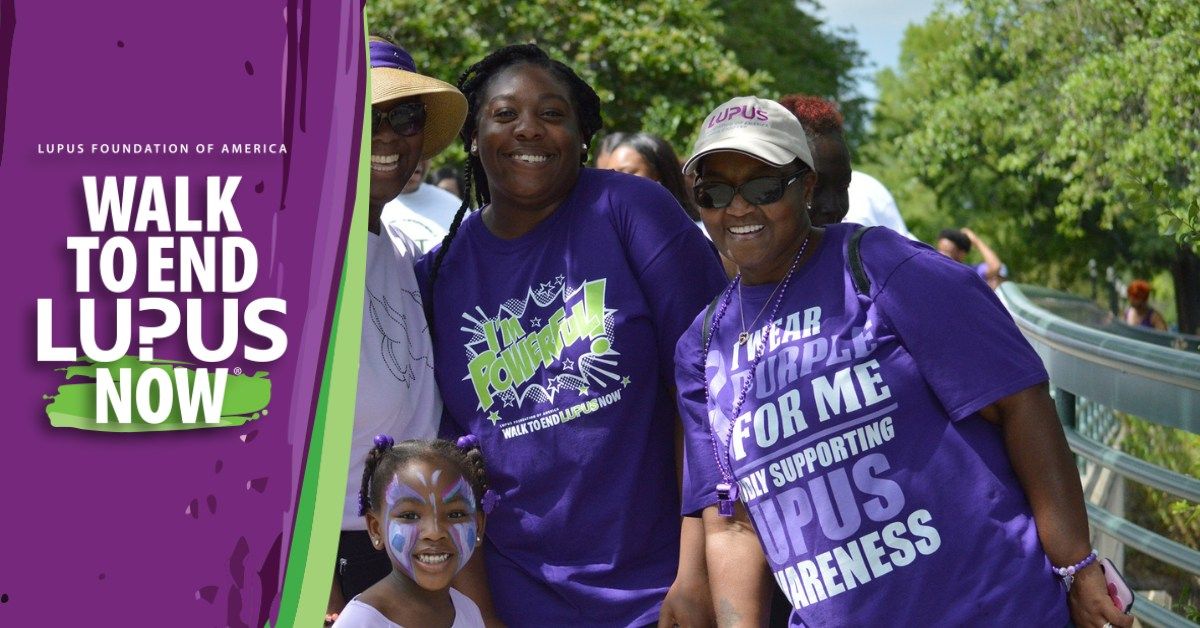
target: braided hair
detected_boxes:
[358,435,490,517]
[428,44,604,291]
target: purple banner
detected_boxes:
[0,0,364,624]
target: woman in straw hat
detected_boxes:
[416,44,727,626]
[328,35,467,624]
[675,96,1133,627]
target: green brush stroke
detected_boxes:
[275,19,371,628]
[44,356,270,432]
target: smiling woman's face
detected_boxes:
[474,63,582,215]
[369,96,424,206]
[696,151,815,285]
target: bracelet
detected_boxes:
[1053,549,1098,577]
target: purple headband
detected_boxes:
[370,40,417,72]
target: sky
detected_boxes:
[815,0,941,104]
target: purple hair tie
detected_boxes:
[481,489,499,514]
[373,434,394,450]
[456,434,480,450]
[369,40,417,72]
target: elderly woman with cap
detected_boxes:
[328,36,467,624]
[674,96,1133,627]
[416,44,727,626]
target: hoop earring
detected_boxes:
[470,140,477,155]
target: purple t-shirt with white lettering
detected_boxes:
[417,169,727,627]
[677,224,1066,626]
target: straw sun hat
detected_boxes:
[369,36,467,159]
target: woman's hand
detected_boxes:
[1066,563,1134,627]
[983,384,1133,628]
[659,572,715,628]
[660,516,715,627]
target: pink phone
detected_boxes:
[1100,557,1134,613]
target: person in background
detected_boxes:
[417,44,726,627]
[595,131,701,224]
[430,165,465,199]
[677,95,1131,627]
[778,94,915,240]
[1125,279,1168,330]
[328,35,467,626]
[384,158,465,235]
[381,158,449,253]
[937,227,1007,289]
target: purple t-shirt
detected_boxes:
[677,224,1066,626]
[416,169,727,627]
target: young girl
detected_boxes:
[333,435,490,628]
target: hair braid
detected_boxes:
[357,435,395,516]
[429,163,476,290]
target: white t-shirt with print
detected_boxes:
[343,225,442,530]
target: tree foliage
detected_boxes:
[368,0,865,159]
[715,0,869,146]
[864,0,1200,330]
[369,0,766,157]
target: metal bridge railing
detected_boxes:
[1000,283,1200,627]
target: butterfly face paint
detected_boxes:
[384,477,426,580]
[442,476,479,568]
[380,457,481,590]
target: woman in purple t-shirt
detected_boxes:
[674,96,1133,627]
[415,45,727,627]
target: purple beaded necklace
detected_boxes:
[701,232,811,516]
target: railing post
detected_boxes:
[1105,266,1119,316]
[1054,385,1077,431]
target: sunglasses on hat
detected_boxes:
[371,102,426,137]
[693,169,808,210]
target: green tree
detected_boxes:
[368,0,768,157]
[863,0,1200,331]
[715,0,869,146]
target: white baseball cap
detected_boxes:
[683,96,814,175]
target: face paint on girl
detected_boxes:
[378,459,483,590]
[442,476,479,567]
[384,477,426,579]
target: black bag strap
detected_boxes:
[700,291,723,349]
[849,225,876,296]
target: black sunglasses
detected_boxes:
[371,102,426,137]
[694,170,808,210]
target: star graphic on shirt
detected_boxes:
[621,376,632,388]
[501,394,515,407]
[487,411,502,426]
[555,274,565,284]
[530,317,543,327]
[577,385,590,396]
[561,358,575,371]
[547,381,560,394]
